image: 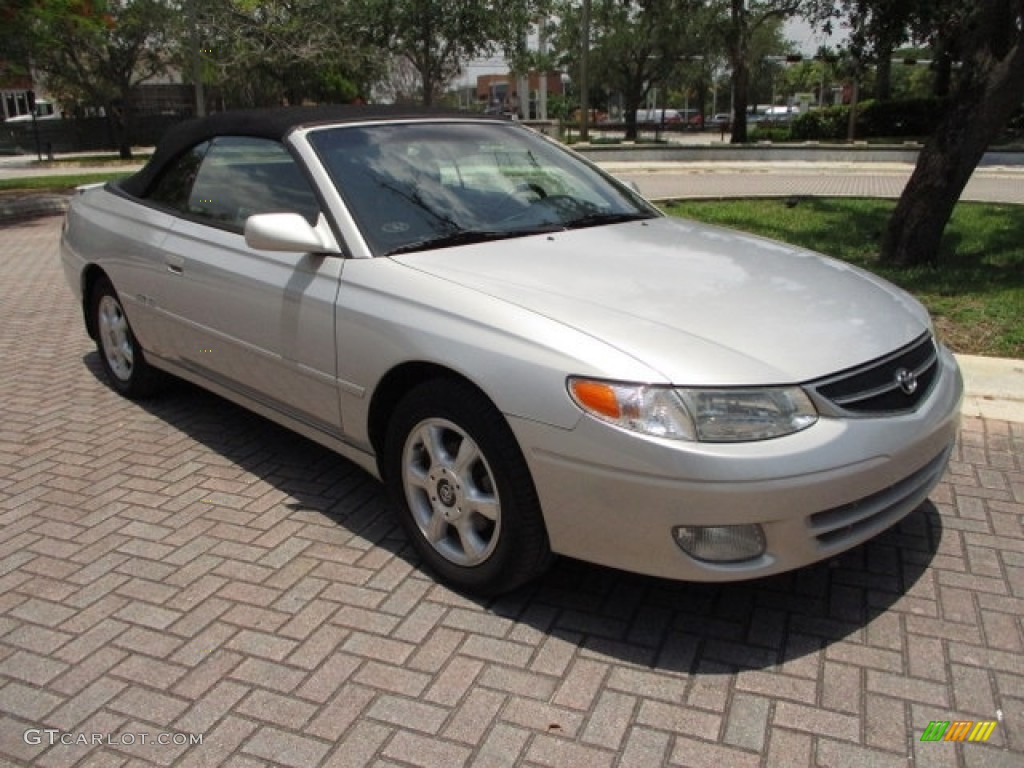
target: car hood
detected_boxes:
[392,217,930,385]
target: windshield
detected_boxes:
[307,121,658,256]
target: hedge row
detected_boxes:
[783,98,951,141]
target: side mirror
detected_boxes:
[244,212,341,254]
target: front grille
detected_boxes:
[809,446,951,547]
[812,334,938,415]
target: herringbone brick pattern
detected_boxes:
[2,217,1022,767]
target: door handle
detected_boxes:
[166,255,185,275]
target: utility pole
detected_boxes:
[190,0,206,116]
[538,14,548,120]
[579,0,590,141]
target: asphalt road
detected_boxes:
[600,161,1024,205]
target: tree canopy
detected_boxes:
[880,0,1024,266]
[551,0,708,139]
[4,0,178,157]
[351,0,543,106]
[716,1,803,143]
[192,0,384,109]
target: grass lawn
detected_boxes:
[0,173,132,193]
[37,153,150,166]
[663,198,1024,360]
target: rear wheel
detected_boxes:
[384,379,552,595]
[90,276,163,398]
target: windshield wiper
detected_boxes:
[385,229,514,256]
[564,211,656,230]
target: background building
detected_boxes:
[476,72,565,119]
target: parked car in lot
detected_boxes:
[60,106,962,594]
[709,113,731,130]
[635,108,702,128]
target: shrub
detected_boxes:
[787,99,947,141]
[749,126,793,143]
[857,97,949,137]
[998,106,1024,143]
[790,106,849,140]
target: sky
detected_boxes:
[785,17,843,56]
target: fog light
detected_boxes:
[673,524,766,563]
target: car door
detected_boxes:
[146,136,344,432]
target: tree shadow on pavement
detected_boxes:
[84,351,943,676]
[502,503,942,675]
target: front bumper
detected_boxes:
[511,346,962,581]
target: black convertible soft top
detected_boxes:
[118,105,497,198]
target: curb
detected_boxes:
[0,193,71,226]
[956,354,1024,423]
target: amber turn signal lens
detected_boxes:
[570,380,621,419]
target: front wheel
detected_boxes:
[90,276,164,398]
[384,379,552,595]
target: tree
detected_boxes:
[6,0,177,158]
[803,1,917,102]
[881,1,1024,266]
[353,0,540,106]
[551,0,706,140]
[887,47,935,100]
[780,58,839,106]
[374,57,429,105]
[0,1,34,82]
[716,0,803,143]
[192,0,384,109]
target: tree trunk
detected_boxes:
[421,73,434,106]
[931,33,954,99]
[874,45,892,102]
[623,89,643,141]
[881,8,1024,267]
[728,0,749,144]
[622,70,647,141]
[730,62,749,143]
[110,88,134,161]
[419,10,434,107]
[624,112,639,141]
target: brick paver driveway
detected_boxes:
[2,217,1022,767]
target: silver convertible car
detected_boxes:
[60,107,962,594]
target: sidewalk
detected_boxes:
[2,214,1023,768]
[959,355,1024,422]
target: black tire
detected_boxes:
[383,378,552,595]
[90,276,164,399]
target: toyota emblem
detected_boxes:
[895,368,918,395]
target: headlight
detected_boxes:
[675,387,818,441]
[568,378,817,442]
[568,379,696,440]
